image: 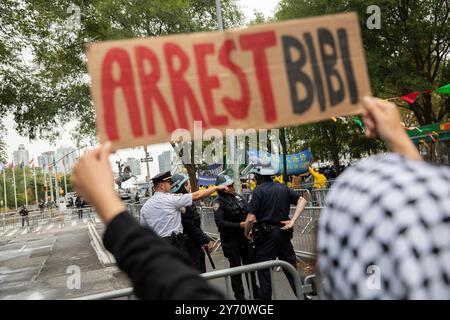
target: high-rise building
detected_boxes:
[158,150,173,173]
[40,151,56,174]
[37,155,47,169]
[56,146,77,173]
[125,157,141,176]
[13,144,29,166]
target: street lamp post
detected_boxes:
[46,154,54,203]
[143,146,151,182]
[215,0,241,193]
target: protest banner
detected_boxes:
[86,12,371,149]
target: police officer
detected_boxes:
[171,173,215,273]
[213,174,260,300]
[140,171,226,250]
[244,167,308,300]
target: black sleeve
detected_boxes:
[214,202,241,229]
[103,211,224,300]
[182,210,210,246]
[248,189,261,215]
[288,187,301,205]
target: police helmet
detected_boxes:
[215,174,234,187]
[171,173,190,193]
[247,166,279,176]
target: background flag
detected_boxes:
[435,83,450,94]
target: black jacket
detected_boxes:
[103,211,224,300]
[19,208,28,216]
[213,193,248,237]
[181,203,210,246]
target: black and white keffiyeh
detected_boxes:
[318,153,450,299]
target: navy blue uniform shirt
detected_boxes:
[249,181,301,223]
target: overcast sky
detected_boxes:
[4,0,280,178]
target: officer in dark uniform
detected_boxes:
[171,173,215,273]
[244,166,308,300]
[213,174,260,300]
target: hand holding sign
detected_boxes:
[86,12,371,150]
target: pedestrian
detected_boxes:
[318,97,450,299]
[71,143,224,299]
[244,168,308,300]
[213,174,260,300]
[38,199,45,213]
[19,205,30,230]
[171,173,215,273]
[140,171,227,250]
[75,195,85,220]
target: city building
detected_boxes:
[13,144,29,166]
[56,146,77,173]
[39,151,56,174]
[124,157,141,176]
[158,150,173,173]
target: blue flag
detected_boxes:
[248,148,313,175]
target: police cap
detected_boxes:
[151,171,172,185]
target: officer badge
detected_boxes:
[213,202,220,211]
[180,207,186,214]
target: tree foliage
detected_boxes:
[0,0,244,142]
[275,0,450,125]
[272,0,450,169]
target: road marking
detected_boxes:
[19,245,26,252]
[71,221,77,226]
[6,229,18,237]
[87,222,115,265]
[45,223,54,231]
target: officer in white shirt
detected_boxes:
[140,171,227,249]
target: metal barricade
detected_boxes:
[126,203,144,221]
[290,207,322,259]
[196,205,323,258]
[198,206,219,237]
[74,260,317,300]
[310,189,329,207]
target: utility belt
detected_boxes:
[252,221,282,241]
[163,232,187,249]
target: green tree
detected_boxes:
[273,0,450,167]
[275,0,450,124]
[0,0,244,189]
[0,0,244,141]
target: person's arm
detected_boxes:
[281,193,308,230]
[191,185,227,201]
[244,213,256,240]
[362,97,422,161]
[71,143,224,300]
[182,211,211,246]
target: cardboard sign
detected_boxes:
[86,12,371,149]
